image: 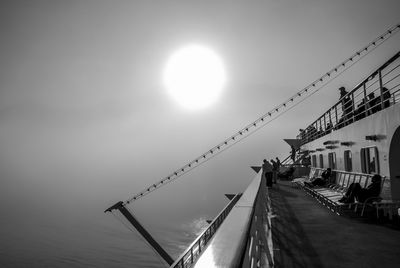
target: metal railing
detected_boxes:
[242,172,274,268]
[298,51,400,145]
[170,193,242,268]
[191,170,274,267]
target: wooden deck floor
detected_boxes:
[269,181,400,268]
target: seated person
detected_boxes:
[382,87,391,108]
[304,168,331,187]
[338,174,382,203]
[368,92,380,114]
[354,99,366,121]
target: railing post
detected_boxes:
[363,83,368,117]
[351,92,355,122]
[198,238,201,253]
[378,70,384,110]
[319,118,322,136]
[334,106,338,128]
[313,122,317,140]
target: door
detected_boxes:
[389,126,400,199]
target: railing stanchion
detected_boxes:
[335,106,338,129]
[198,237,201,253]
[363,84,368,117]
[379,70,385,110]
[351,92,355,123]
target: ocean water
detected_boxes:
[0,135,251,268]
[0,206,209,268]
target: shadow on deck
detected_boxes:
[269,181,400,268]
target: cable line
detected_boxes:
[124,23,400,205]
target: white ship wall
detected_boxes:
[303,102,400,200]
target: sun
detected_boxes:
[163,44,226,109]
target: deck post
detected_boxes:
[351,92,355,123]
[378,70,385,110]
[334,106,338,128]
[105,201,174,266]
[363,84,368,117]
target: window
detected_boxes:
[361,147,379,174]
[319,154,324,168]
[312,155,317,167]
[344,150,352,172]
[328,152,336,169]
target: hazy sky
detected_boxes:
[0,0,400,266]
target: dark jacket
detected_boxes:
[321,170,331,181]
[365,181,381,197]
[358,181,381,202]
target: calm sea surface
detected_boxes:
[0,208,208,268]
[0,145,246,268]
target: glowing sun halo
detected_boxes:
[163,45,226,109]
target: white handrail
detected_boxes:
[192,170,274,267]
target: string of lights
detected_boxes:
[124,23,400,205]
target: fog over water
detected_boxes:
[1,1,400,267]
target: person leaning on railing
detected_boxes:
[369,87,391,115]
[354,98,367,121]
[338,174,382,204]
[382,87,391,109]
[368,92,380,114]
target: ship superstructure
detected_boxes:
[298,51,400,201]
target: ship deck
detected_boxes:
[269,181,400,268]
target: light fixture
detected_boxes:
[340,141,355,146]
[326,145,338,150]
[365,135,378,141]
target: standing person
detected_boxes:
[339,86,353,125]
[262,159,273,187]
[299,129,306,141]
[290,145,296,163]
[275,157,281,183]
[382,87,391,108]
[276,157,281,170]
[271,159,278,184]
